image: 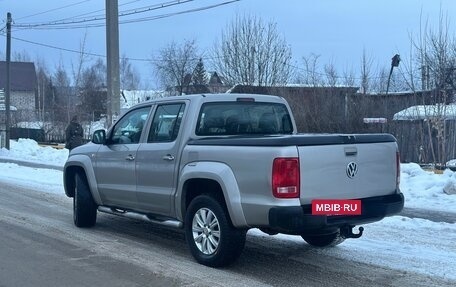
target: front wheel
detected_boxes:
[73,173,97,228]
[184,195,246,267]
[301,231,345,247]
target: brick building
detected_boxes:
[0,61,38,123]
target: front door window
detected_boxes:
[111,107,151,144]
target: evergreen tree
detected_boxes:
[192,58,208,85]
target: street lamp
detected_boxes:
[386,54,401,95]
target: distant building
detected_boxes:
[0,61,37,110]
[178,71,230,95]
[0,61,38,122]
[206,71,229,93]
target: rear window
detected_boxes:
[196,102,293,136]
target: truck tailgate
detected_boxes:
[298,141,398,205]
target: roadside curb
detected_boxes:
[0,157,63,171]
[400,207,456,224]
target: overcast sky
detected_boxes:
[1,0,456,88]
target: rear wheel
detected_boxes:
[301,231,345,247]
[73,173,97,227]
[184,195,246,267]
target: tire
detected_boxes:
[301,231,345,247]
[73,173,97,228]
[184,195,246,267]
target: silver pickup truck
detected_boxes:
[64,93,404,267]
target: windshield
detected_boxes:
[196,102,293,136]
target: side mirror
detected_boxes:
[92,129,107,145]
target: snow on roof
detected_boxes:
[0,104,17,111]
[363,118,387,124]
[393,104,456,120]
[285,83,358,89]
[16,122,46,129]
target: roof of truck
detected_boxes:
[140,93,284,106]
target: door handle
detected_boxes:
[125,154,135,161]
[162,154,175,161]
[344,147,357,157]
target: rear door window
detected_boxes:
[148,103,185,142]
[196,102,292,136]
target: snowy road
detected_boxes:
[0,179,455,286]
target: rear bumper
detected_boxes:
[268,192,404,235]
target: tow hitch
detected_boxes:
[341,225,364,238]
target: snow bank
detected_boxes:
[0,138,68,166]
[400,163,456,210]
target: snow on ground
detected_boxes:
[247,215,456,280]
[0,139,455,281]
[0,162,63,194]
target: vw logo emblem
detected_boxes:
[346,162,358,179]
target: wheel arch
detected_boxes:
[176,162,248,228]
[63,154,102,205]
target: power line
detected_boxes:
[14,0,194,28]
[15,0,92,21]
[25,0,146,25]
[8,35,108,59]
[121,0,239,24]
[2,34,220,64]
[13,0,239,30]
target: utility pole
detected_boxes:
[5,12,12,150]
[106,0,120,127]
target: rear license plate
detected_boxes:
[311,199,362,216]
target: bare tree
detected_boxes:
[342,66,356,87]
[360,49,373,94]
[213,14,292,86]
[300,53,322,86]
[53,61,72,123]
[120,54,141,90]
[71,32,90,90]
[399,12,456,164]
[12,50,31,62]
[324,60,339,87]
[35,57,51,123]
[78,58,107,122]
[152,39,199,95]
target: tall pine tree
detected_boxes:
[192,58,208,85]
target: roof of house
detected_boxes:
[229,84,359,95]
[393,104,456,120]
[0,61,37,91]
[207,71,226,85]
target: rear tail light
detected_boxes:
[396,151,401,187]
[272,157,300,198]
